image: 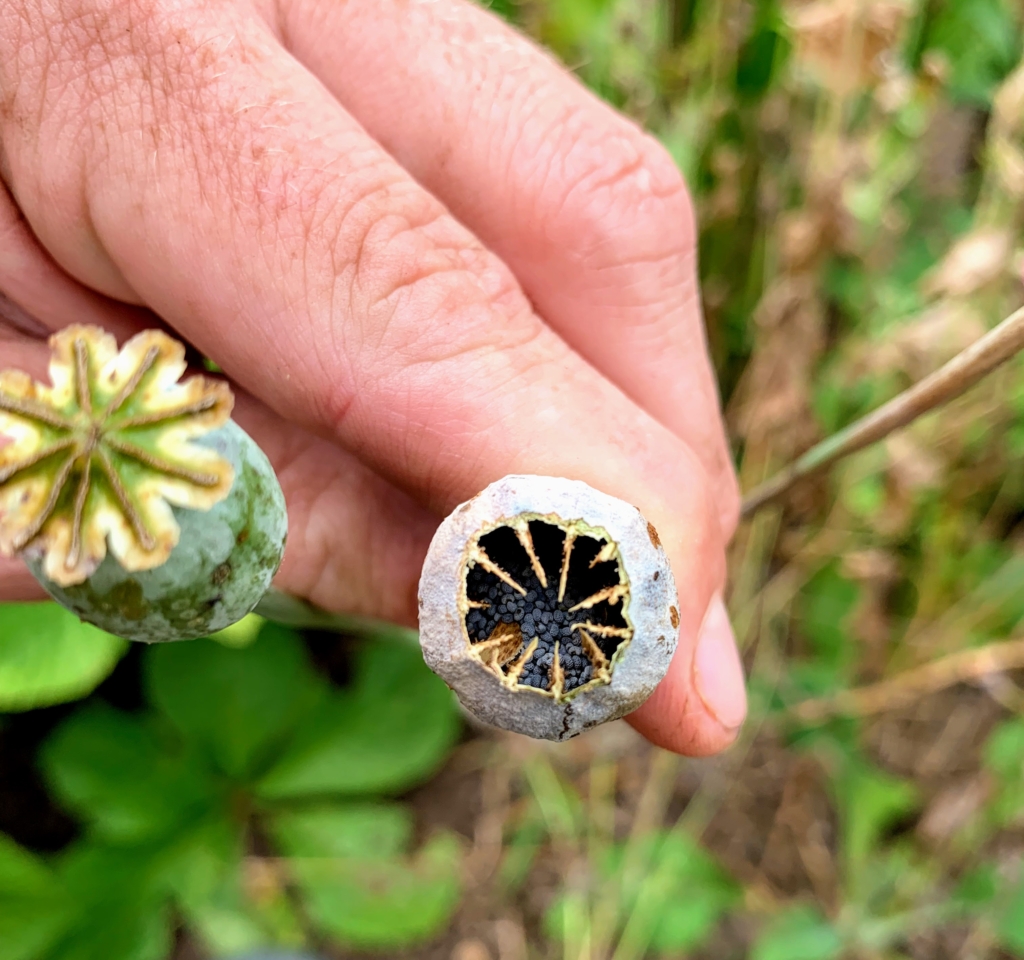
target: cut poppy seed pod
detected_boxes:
[0,325,287,642]
[418,475,679,740]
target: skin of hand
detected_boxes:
[0,0,746,755]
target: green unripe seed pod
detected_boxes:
[27,421,286,642]
[0,325,287,643]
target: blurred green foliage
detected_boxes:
[0,623,461,959]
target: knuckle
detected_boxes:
[548,104,697,269]
[316,177,542,428]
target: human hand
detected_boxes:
[0,0,744,754]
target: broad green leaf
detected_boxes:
[268,804,413,861]
[0,603,125,712]
[49,843,174,960]
[146,623,324,779]
[751,905,843,960]
[0,834,74,960]
[257,639,459,799]
[288,832,462,949]
[42,702,216,842]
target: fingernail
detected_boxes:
[692,595,747,731]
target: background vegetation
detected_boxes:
[3,0,1024,957]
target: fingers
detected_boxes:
[0,183,150,343]
[269,0,740,535]
[0,556,45,601]
[0,0,743,751]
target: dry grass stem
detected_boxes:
[741,304,1024,516]
[792,634,1024,722]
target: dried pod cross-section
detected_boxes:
[419,476,678,741]
[0,325,233,586]
[464,517,631,698]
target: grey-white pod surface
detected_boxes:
[417,475,679,741]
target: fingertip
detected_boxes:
[627,594,746,756]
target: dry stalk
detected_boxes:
[791,634,1024,723]
[741,304,1024,517]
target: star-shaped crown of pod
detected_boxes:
[0,325,234,586]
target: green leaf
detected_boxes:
[798,564,861,678]
[997,875,1024,953]
[835,758,917,881]
[751,905,843,960]
[561,831,736,956]
[952,863,998,911]
[982,719,1024,824]
[269,804,414,861]
[921,0,1021,106]
[257,639,459,799]
[167,816,297,958]
[41,702,217,843]
[0,833,74,960]
[983,718,1024,781]
[647,835,738,953]
[0,603,125,712]
[287,831,462,949]
[146,623,324,779]
[48,843,174,960]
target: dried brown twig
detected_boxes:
[741,304,1024,517]
[791,634,1024,723]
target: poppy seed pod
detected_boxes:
[418,475,679,741]
[0,325,287,642]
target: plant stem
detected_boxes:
[254,588,418,643]
[741,304,1024,517]
[791,633,1024,723]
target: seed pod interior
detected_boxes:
[463,515,633,699]
[419,475,679,741]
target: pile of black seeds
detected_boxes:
[463,525,630,694]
